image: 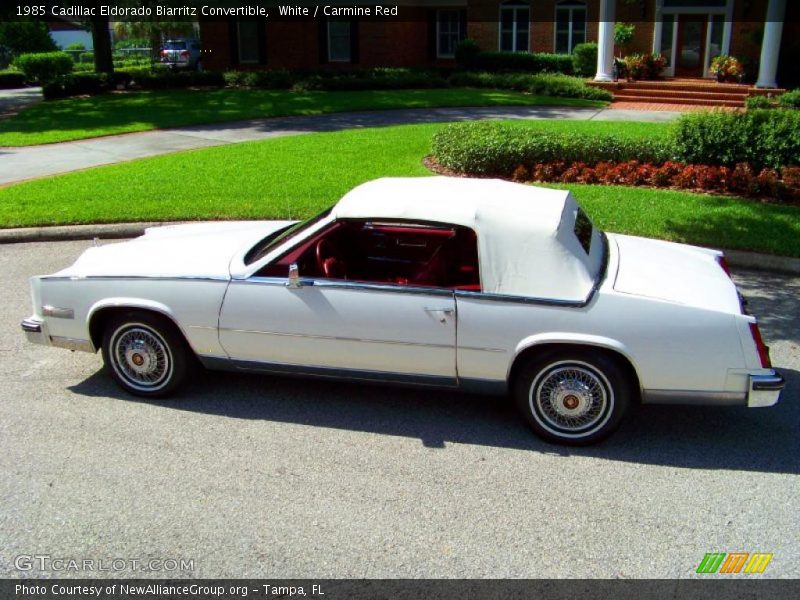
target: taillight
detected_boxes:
[749,322,771,368]
[717,255,731,277]
[180,50,190,58]
[161,49,167,56]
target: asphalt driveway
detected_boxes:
[1,240,798,578]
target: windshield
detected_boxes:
[163,41,187,50]
[244,207,333,265]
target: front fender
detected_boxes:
[86,297,188,350]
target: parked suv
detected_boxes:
[159,38,202,71]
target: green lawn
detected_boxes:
[0,88,606,146]
[1,121,797,257]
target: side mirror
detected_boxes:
[287,263,302,288]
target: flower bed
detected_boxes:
[506,161,800,203]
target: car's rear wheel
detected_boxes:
[513,350,631,445]
[102,313,190,398]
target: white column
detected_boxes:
[594,0,616,82]
[755,0,787,88]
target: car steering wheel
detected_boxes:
[315,239,346,279]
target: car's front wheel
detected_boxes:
[102,313,190,398]
[513,350,632,445]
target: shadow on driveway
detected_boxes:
[70,365,799,475]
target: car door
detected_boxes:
[217,221,458,385]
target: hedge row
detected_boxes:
[455,43,574,75]
[432,111,800,178]
[0,70,26,89]
[431,122,670,176]
[509,160,800,203]
[43,70,225,99]
[670,109,800,171]
[746,90,800,110]
[223,67,448,91]
[447,72,611,101]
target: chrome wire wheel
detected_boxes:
[109,323,174,393]
[529,360,614,439]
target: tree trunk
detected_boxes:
[91,16,114,74]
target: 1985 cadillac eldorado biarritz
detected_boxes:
[21,177,785,444]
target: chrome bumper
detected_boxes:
[748,372,785,408]
[21,317,47,345]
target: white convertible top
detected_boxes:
[333,177,604,301]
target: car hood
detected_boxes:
[610,233,742,314]
[49,221,293,279]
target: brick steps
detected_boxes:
[613,94,744,107]
[589,78,786,110]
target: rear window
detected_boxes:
[573,208,593,255]
[164,41,187,50]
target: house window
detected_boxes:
[237,19,260,64]
[328,19,351,62]
[555,1,587,54]
[437,9,462,58]
[500,2,530,52]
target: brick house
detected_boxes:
[199,0,797,88]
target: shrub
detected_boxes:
[745,95,774,110]
[65,42,86,51]
[572,43,598,78]
[623,53,666,80]
[43,73,107,100]
[527,73,612,101]
[431,122,670,176]
[778,89,800,109]
[670,109,800,170]
[0,70,26,89]
[129,70,225,90]
[224,69,293,89]
[455,39,481,69]
[469,51,574,74]
[308,68,446,91]
[447,71,611,100]
[710,54,744,83]
[13,51,73,83]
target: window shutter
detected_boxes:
[318,18,328,63]
[350,17,360,64]
[228,18,239,66]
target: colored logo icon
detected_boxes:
[696,552,773,574]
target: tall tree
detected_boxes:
[88,1,113,73]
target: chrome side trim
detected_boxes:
[238,276,454,297]
[454,289,586,307]
[218,327,454,349]
[459,345,507,354]
[49,336,95,353]
[642,389,746,406]
[42,305,74,319]
[41,275,229,282]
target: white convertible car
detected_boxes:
[22,177,784,444]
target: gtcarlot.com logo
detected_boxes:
[14,554,195,573]
[696,552,773,574]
